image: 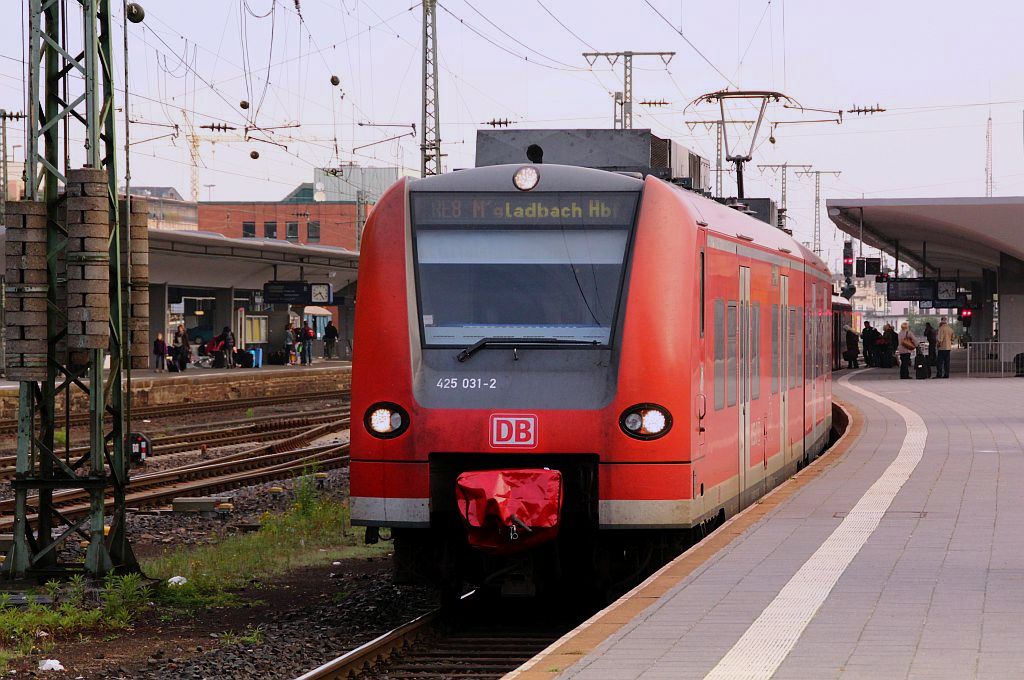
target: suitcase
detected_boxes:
[915,351,930,379]
[1015,353,1024,377]
[236,349,254,369]
[167,357,179,373]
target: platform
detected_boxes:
[0,361,351,419]
[515,370,1024,679]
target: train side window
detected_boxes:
[752,303,760,400]
[788,307,798,389]
[771,305,779,394]
[792,308,803,387]
[714,300,724,411]
[805,304,813,381]
[700,252,705,338]
[727,302,737,407]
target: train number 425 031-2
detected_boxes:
[436,377,498,389]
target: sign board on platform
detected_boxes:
[263,281,310,304]
[262,282,334,305]
[886,278,937,302]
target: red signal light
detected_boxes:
[962,309,973,318]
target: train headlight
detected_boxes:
[619,404,672,440]
[364,402,410,439]
[513,165,539,191]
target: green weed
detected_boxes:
[143,494,386,612]
[219,624,265,647]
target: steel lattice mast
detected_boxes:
[421,0,442,176]
[582,51,674,130]
[795,169,841,257]
[6,0,137,578]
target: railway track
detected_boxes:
[0,420,351,533]
[0,390,349,437]
[296,593,581,680]
[0,407,350,477]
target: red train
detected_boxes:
[350,163,834,597]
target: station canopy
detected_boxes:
[148,229,359,290]
[826,197,1024,284]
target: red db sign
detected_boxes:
[490,414,537,448]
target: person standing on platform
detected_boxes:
[153,332,167,372]
[883,324,898,368]
[301,321,315,366]
[862,322,878,366]
[323,320,339,360]
[897,321,917,379]
[935,316,954,378]
[924,322,937,368]
[223,326,237,368]
[845,326,860,369]
[172,324,190,372]
[284,323,296,366]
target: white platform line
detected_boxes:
[704,372,927,680]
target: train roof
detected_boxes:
[664,180,830,275]
[832,294,852,310]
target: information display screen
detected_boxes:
[887,278,937,301]
[263,281,310,304]
[411,191,638,227]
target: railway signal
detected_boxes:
[841,242,856,299]
[843,242,854,278]
[960,308,973,328]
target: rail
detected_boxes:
[0,419,351,532]
[966,342,1024,377]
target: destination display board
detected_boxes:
[263,281,333,305]
[886,278,937,301]
[919,294,968,310]
[263,281,310,304]
[411,191,638,227]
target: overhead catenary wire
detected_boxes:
[535,0,596,51]
[459,0,584,70]
[641,0,737,87]
[435,2,589,72]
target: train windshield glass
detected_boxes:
[411,191,638,347]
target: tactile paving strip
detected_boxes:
[704,371,928,680]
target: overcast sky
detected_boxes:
[2,0,1022,267]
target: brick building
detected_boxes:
[197,183,364,250]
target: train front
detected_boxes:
[350,163,698,597]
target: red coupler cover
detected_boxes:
[456,468,563,555]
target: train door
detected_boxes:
[698,246,707,457]
[779,275,789,461]
[809,281,817,443]
[738,266,752,496]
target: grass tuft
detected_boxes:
[0,573,150,672]
[143,490,386,612]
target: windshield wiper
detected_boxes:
[455,337,600,362]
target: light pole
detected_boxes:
[203,183,215,201]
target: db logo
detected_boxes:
[490,414,537,448]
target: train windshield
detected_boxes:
[411,191,638,347]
